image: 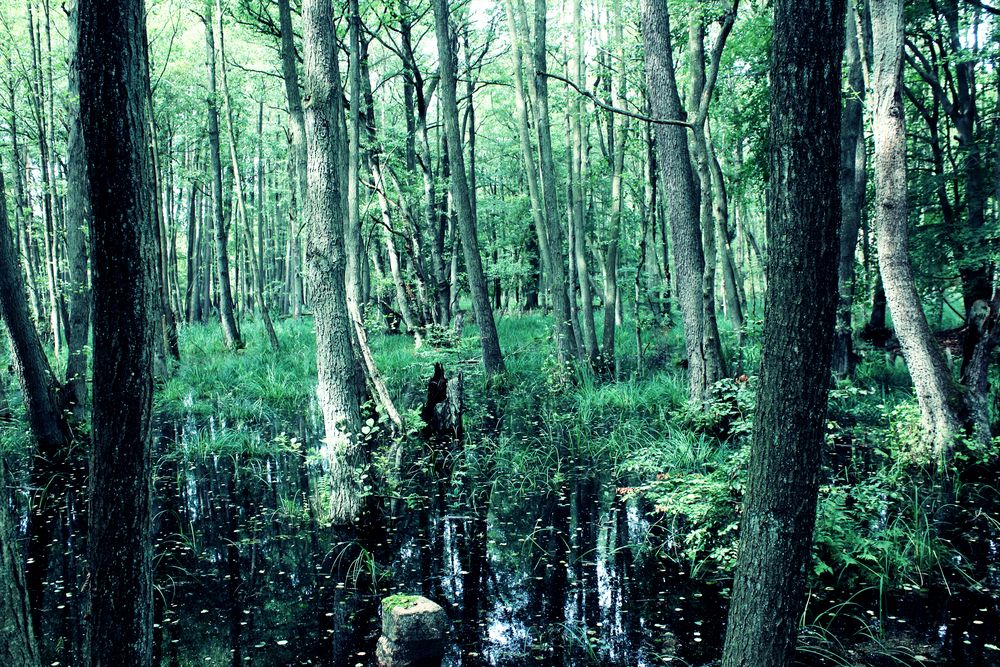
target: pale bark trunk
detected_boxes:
[64,4,91,418]
[302,0,365,524]
[533,0,578,365]
[346,0,365,315]
[641,0,708,401]
[872,0,961,458]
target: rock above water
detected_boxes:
[376,595,447,667]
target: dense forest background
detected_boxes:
[0,0,998,665]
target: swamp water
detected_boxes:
[29,416,1000,667]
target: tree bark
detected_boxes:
[872,0,961,457]
[302,0,365,524]
[832,8,866,378]
[641,0,708,402]
[203,11,242,349]
[78,0,158,663]
[533,0,578,366]
[433,0,506,378]
[64,3,91,419]
[721,1,845,664]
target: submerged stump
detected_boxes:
[376,595,447,667]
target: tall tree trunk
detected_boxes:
[872,0,961,457]
[708,136,744,334]
[78,0,158,663]
[601,0,628,375]
[433,0,506,378]
[832,8,866,378]
[204,11,242,349]
[687,15,727,385]
[569,0,599,368]
[641,0,708,402]
[345,0,365,315]
[64,3,92,419]
[302,0,365,524]
[533,0,578,366]
[721,1,845,663]
[503,0,548,312]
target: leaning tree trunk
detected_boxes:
[641,0,708,402]
[433,0,506,378]
[78,0,159,664]
[0,166,75,632]
[302,0,365,525]
[871,0,961,458]
[204,11,243,350]
[721,0,845,665]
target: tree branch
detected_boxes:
[537,70,692,128]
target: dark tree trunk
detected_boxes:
[832,7,866,378]
[78,0,158,664]
[204,12,243,350]
[721,0,845,664]
[433,0,506,378]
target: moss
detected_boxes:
[382,594,422,611]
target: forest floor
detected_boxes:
[3,312,1000,665]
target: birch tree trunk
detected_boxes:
[871,0,961,457]
[302,0,365,524]
[641,0,708,402]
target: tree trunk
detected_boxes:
[64,4,91,419]
[204,11,242,349]
[533,0,578,366]
[721,1,845,664]
[832,8,866,378]
[872,0,961,458]
[433,0,506,378]
[78,0,158,663]
[641,0,708,402]
[345,0,365,316]
[302,0,365,524]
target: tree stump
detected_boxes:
[376,595,447,667]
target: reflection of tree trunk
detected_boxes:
[0,462,39,667]
[872,0,960,457]
[722,1,844,664]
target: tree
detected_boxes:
[872,0,962,457]
[641,0,708,402]
[301,0,365,524]
[202,3,243,350]
[78,0,158,663]
[432,0,506,378]
[721,0,845,664]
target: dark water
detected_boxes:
[26,417,1000,666]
